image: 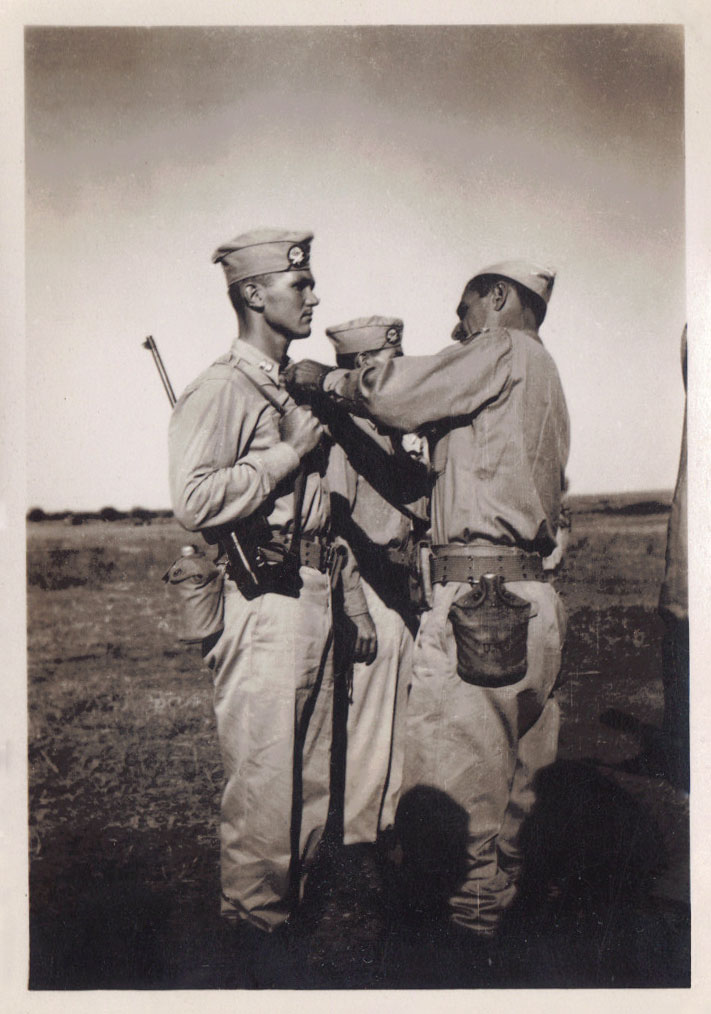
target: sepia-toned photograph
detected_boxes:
[17,10,696,998]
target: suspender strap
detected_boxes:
[227,356,289,416]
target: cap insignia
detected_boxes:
[287,244,306,267]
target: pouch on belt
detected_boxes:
[163,545,225,643]
[448,574,533,687]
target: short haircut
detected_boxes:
[467,273,546,327]
[335,353,359,370]
[227,273,275,315]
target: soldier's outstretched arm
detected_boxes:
[285,329,512,432]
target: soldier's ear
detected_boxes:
[242,281,265,310]
[355,351,370,368]
[491,280,509,312]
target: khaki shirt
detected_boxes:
[323,326,569,555]
[169,337,367,615]
[326,415,428,551]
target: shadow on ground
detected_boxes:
[30,758,689,990]
[499,759,689,987]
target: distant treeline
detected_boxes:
[26,507,174,524]
[567,491,672,516]
[28,491,673,525]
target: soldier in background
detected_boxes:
[323,317,431,847]
[657,325,689,793]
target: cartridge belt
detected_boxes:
[430,544,544,585]
[267,533,334,574]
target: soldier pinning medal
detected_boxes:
[167,229,375,957]
[285,260,570,946]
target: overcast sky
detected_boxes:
[25,23,685,510]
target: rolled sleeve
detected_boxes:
[336,535,370,617]
[327,446,368,616]
[260,442,301,486]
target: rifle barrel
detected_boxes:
[142,335,260,588]
[143,336,177,407]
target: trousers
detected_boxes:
[343,578,413,845]
[402,578,566,935]
[203,566,334,932]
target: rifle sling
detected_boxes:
[229,356,307,559]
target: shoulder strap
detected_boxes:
[225,354,290,417]
[322,402,431,526]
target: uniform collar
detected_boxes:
[230,337,284,385]
[462,325,543,347]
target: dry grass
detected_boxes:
[26,510,689,989]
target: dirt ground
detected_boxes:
[26,506,690,990]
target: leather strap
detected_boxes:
[225,353,291,416]
[386,545,413,568]
[288,470,307,559]
[227,355,308,560]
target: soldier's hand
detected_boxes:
[283,359,333,397]
[351,611,378,665]
[279,405,324,458]
[401,432,429,465]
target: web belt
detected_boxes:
[268,533,334,574]
[430,545,544,585]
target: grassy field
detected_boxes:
[26,506,689,989]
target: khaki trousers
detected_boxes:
[203,567,334,932]
[343,578,413,845]
[403,579,566,935]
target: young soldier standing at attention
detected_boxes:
[168,229,375,972]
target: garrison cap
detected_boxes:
[326,316,404,356]
[212,228,313,286]
[471,260,556,322]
